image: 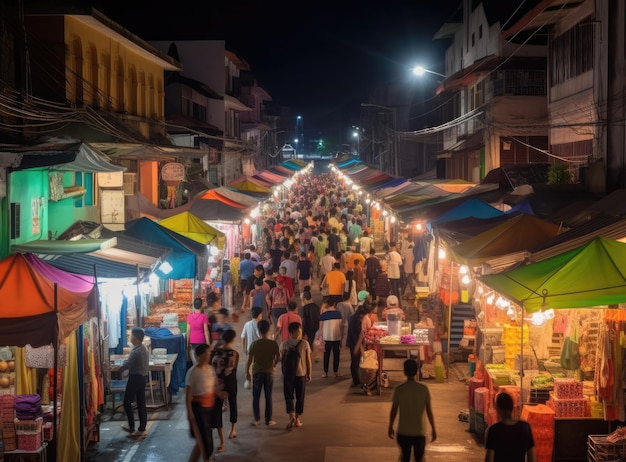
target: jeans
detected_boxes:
[252,372,274,423]
[323,340,341,373]
[283,375,306,415]
[397,434,426,462]
[124,374,147,431]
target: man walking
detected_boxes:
[246,320,280,426]
[365,248,381,300]
[388,359,437,462]
[280,322,312,430]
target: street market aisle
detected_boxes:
[88,336,483,462]
[89,278,483,461]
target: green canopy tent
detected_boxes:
[480,237,626,312]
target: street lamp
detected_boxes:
[412,65,447,79]
[360,103,398,176]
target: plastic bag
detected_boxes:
[360,349,379,369]
[313,330,325,352]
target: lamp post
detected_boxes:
[360,103,398,176]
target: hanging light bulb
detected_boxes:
[415,223,422,231]
[461,275,471,285]
[506,307,515,318]
[543,309,555,320]
[530,311,546,326]
[390,216,396,224]
[382,209,389,217]
[477,285,484,295]
[438,248,446,259]
[459,265,469,275]
[486,294,495,305]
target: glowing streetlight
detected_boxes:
[412,65,447,78]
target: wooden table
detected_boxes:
[5,442,48,462]
[110,354,178,410]
[366,343,422,388]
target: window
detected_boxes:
[479,25,483,39]
[550,17,595,86]
[472,33,475,47]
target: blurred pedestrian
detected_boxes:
[246,320,280,426]
[119,327,149,439]
[485,392,536,462]
[211,329,239,449]
[280,322,312,430]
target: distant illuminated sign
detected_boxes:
[161,162,185,181]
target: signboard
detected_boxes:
[97,171,124,187]
[413,327,434,346]
[161,162,185,181]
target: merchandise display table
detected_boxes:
[365,343,421,384]
[4,442,48,462]
[110,353,178,410]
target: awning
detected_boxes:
[224,94,252,112]
[5,139,126,172]
[12,238,117,254]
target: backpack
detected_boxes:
[270,287,288,310]
[282,340,303,376]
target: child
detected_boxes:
[211,308,233,345]
[241,306,263,355]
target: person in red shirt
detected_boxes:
[276,301,303,343]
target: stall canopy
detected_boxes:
[158,211,225,248]
[447,214,561,266]
[481,237,626,312]
[428,198,504,230]
[0,253,94,346]
[226,176,272,194]
[124,218,208,280]
[189,190,246,222]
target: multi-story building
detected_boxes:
[0,5,184,255]
[433,0,550,181]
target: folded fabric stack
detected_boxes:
[14,394,42,421]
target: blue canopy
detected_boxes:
[124,217,205,280]
[506,198,535,215]
[427,198,504,230]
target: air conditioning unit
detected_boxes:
[123,173,136,196]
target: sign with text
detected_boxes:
[161,162,185,181]
[413,327,434,346]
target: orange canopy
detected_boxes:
[196,189,247,208]
[0,254,94,346]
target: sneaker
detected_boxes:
[251,421,261,427]
[295,418,303,427]
[266,420,277,426]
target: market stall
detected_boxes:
[0,253,97,462]
[477,237,626,461]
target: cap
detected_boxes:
[357,290,370,302]
[387,295,399,307]
[276,275,286,282]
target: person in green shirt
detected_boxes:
[388,359,437,462]
[246,320,280,426]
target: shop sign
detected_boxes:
[161,162,185,181]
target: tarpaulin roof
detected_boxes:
[227,175,273,191]
[42,222,171,279]
[279,160,307,170]
[188,198,244,222]
[6,140,126,172]
[0,253,94,346]
[124,218,207,280]
[158,211,225,248]
[437,212,524,246]
[256,170,288,183]
[448,214,561,265]
[481,237,626,312]
[267,166,292,176]
[195,189,248,208]
[428,198,504,230]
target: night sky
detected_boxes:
[94,0,461,136]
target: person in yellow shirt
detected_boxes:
[320,263,346,304]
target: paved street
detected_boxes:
[88,286,484,462]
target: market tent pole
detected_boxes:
[53,283,58,460]
[447,259,453,381]
[519,306,525,404]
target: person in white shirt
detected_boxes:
[385,242,403,299]
[359,231,373,255]
[241,306,263,354]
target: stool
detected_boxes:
[109,379,127,412]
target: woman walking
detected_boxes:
[211,329,239,450]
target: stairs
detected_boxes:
[450,304,475,350]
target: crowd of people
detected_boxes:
[118,170,535,462]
